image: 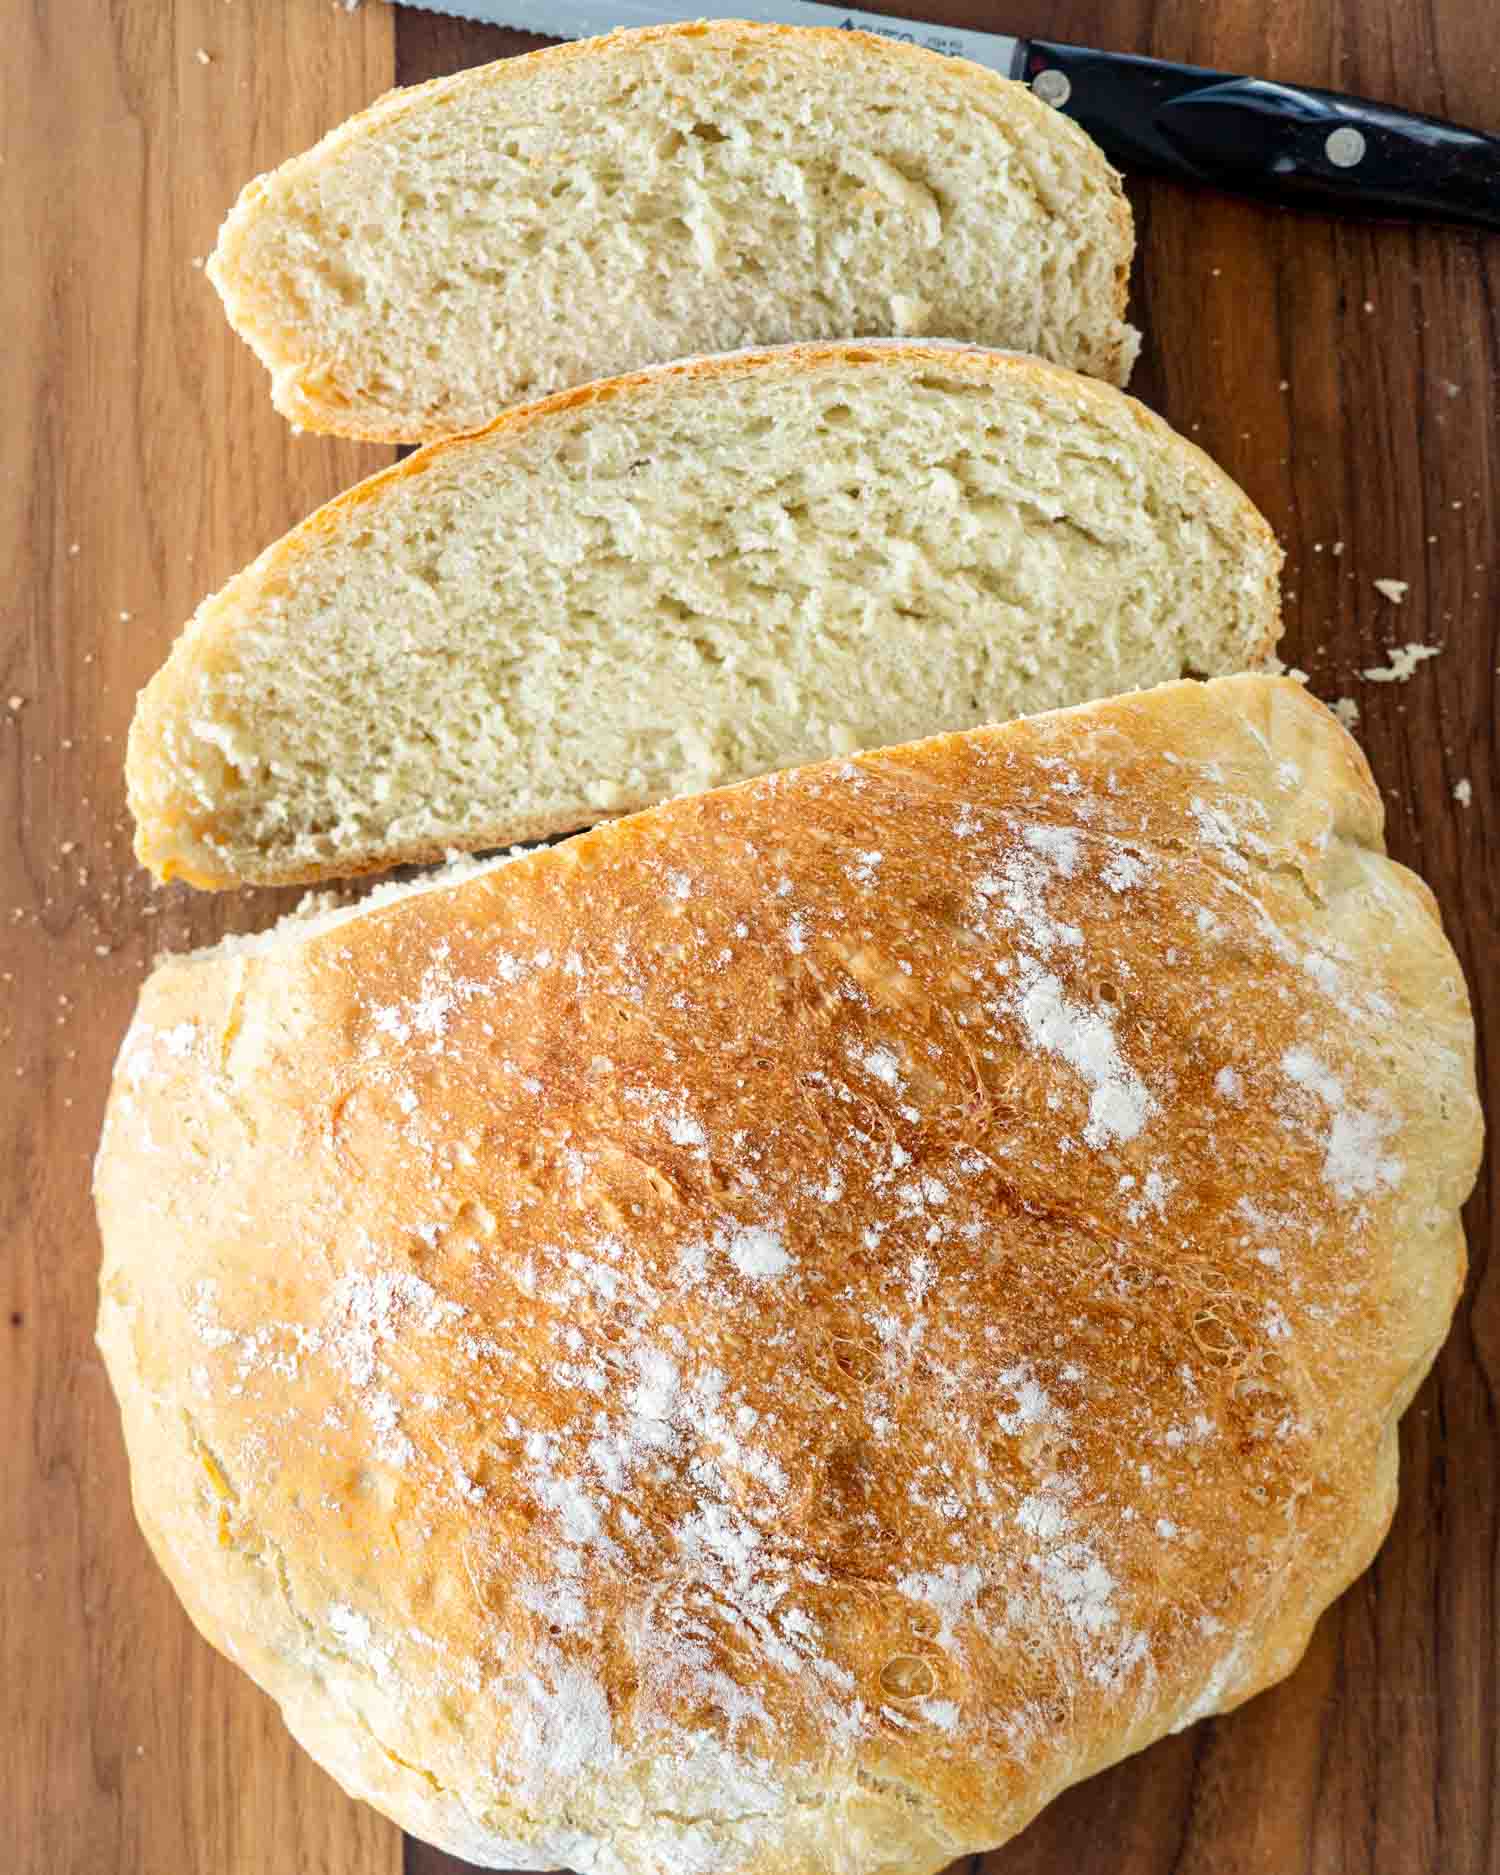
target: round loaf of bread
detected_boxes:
[96,676,1480,1874]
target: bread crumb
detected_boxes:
[1331,540,1344,556]
[1330,697,1360,731]
[6,695,24,712]
[1263,656,1309,685]
[68,542,80,556]
[1453,779,1472,808]
[1362,643,1442,684]
[1363,300,1375,313]
[1372,578,1409,604]
[119,610,132,621]
[195,47,212,64]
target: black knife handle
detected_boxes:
[1020,41,1500,230]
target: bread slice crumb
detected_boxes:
[206,19,1141,442]
[1453,778,1472,808]
[1330,697,1360,731]
[1361,644,1441,684]
[127,344,1282,889]
[1372,578,1409,604]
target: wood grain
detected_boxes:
[1,1,1493,1872]
[1,3,400,1872]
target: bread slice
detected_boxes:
[127,342,1283,890]
[98,676,1481,1875]
[207,20,1139,442]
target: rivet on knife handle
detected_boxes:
[1021,40,1500,230]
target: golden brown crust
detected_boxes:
[99,676,1479,1871]
[207,20,1138,443]
[127,341,1282,891]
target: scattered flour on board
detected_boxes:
[1362,643,1441,684]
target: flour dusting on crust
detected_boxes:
[95,678,1480,1875]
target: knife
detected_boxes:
[392,0,1500,230]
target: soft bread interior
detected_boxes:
[209,21,1138,441]
[128,347,1282,889]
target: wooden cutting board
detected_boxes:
[3,3,1494,1872]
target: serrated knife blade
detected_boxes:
[395,0,1020,71]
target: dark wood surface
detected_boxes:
[3,3,1495,1872]
[2,4,402,1872]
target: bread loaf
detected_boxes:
[97,675,1480,1875]
[207,20,1139,442]
[127,342,1282,890]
